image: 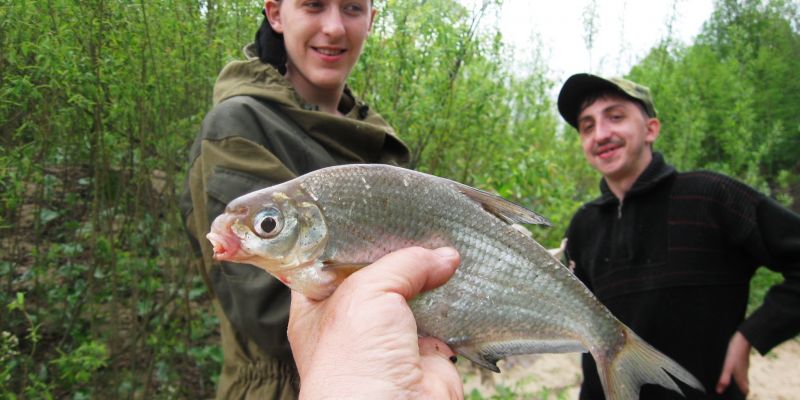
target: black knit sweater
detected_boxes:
[565,153,800,399]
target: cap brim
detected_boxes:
[557,73,625,130]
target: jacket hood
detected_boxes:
[211,44,410,166]
[213,44,301,107]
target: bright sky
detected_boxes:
[462,0,715,85]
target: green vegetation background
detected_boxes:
[1,0,798,397]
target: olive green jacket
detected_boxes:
[180,45,409,399]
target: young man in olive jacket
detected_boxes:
[179,43,409,399]
[557,73,800,399]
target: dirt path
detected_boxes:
[463,339,800,399]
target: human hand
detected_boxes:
[716,331,752,395]
[288,246,463,399]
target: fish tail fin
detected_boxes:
[595,326,704,400]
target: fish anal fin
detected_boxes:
[455,338,586,374]
[455,346,501,373]
[450,181,551,227]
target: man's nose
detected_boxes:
[594,120,613,141]
[321,9,346,38]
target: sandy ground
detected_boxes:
[462,339,800,399]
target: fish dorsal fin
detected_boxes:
[449,181,551,227]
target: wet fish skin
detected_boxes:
[207,164,704,399]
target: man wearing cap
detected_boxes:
[557,73,800,399]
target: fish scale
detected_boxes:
[301,167,603,352]
[208,164,705,399]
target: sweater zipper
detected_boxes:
[617,199,623,219]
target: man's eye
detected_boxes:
[344,3,364,14]
[579,124,594,134]
[303,1,324,10]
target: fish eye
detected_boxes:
[253,207,282,238]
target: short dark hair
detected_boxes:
[255,9,287,75]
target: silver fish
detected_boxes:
[207,164,703,399]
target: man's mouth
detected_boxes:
[596,143,622,159]
[313,47,346,56]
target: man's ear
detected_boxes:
[368,7,377,32]
[265,0,283,33]
[645,118,661,145]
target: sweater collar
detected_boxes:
[592,152,676,205]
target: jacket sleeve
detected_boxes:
[181,96,300,360]
[736,195,800,354]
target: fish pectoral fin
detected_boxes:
[321,261,370,287]
[455,346,501,373]
[321,261,369,274]
[450,181,551,227]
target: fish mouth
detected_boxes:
[207,212,245,261]
[207,231,240,260]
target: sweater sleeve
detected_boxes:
[737,195,800,354]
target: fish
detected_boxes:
[207,164,704,400]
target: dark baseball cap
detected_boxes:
[557,73,657,129]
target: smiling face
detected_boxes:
[265,0,375,104]
[577,95,660,196]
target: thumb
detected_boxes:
[345,246,460,300]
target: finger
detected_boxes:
[733,365,749,395]
[347,246,460,300]
[418,336,456,360]
[288,289,324,347]
[418,337,463,399]
[716,364,732,394]
[288,290,312,336]
[289,286,318,313]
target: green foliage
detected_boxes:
[748,268,784,315]
[1,331,21,390]
[52,341,108,388]
[1,0,229,397]
[351,0,594,246]
[1,0,797,398]
[628,0,800,194]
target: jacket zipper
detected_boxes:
[617,200,624,219]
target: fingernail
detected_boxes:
[434,247,458,260]
[449,355,457,364]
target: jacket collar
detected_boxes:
[212,43,411,166]
[590,152,676,206]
